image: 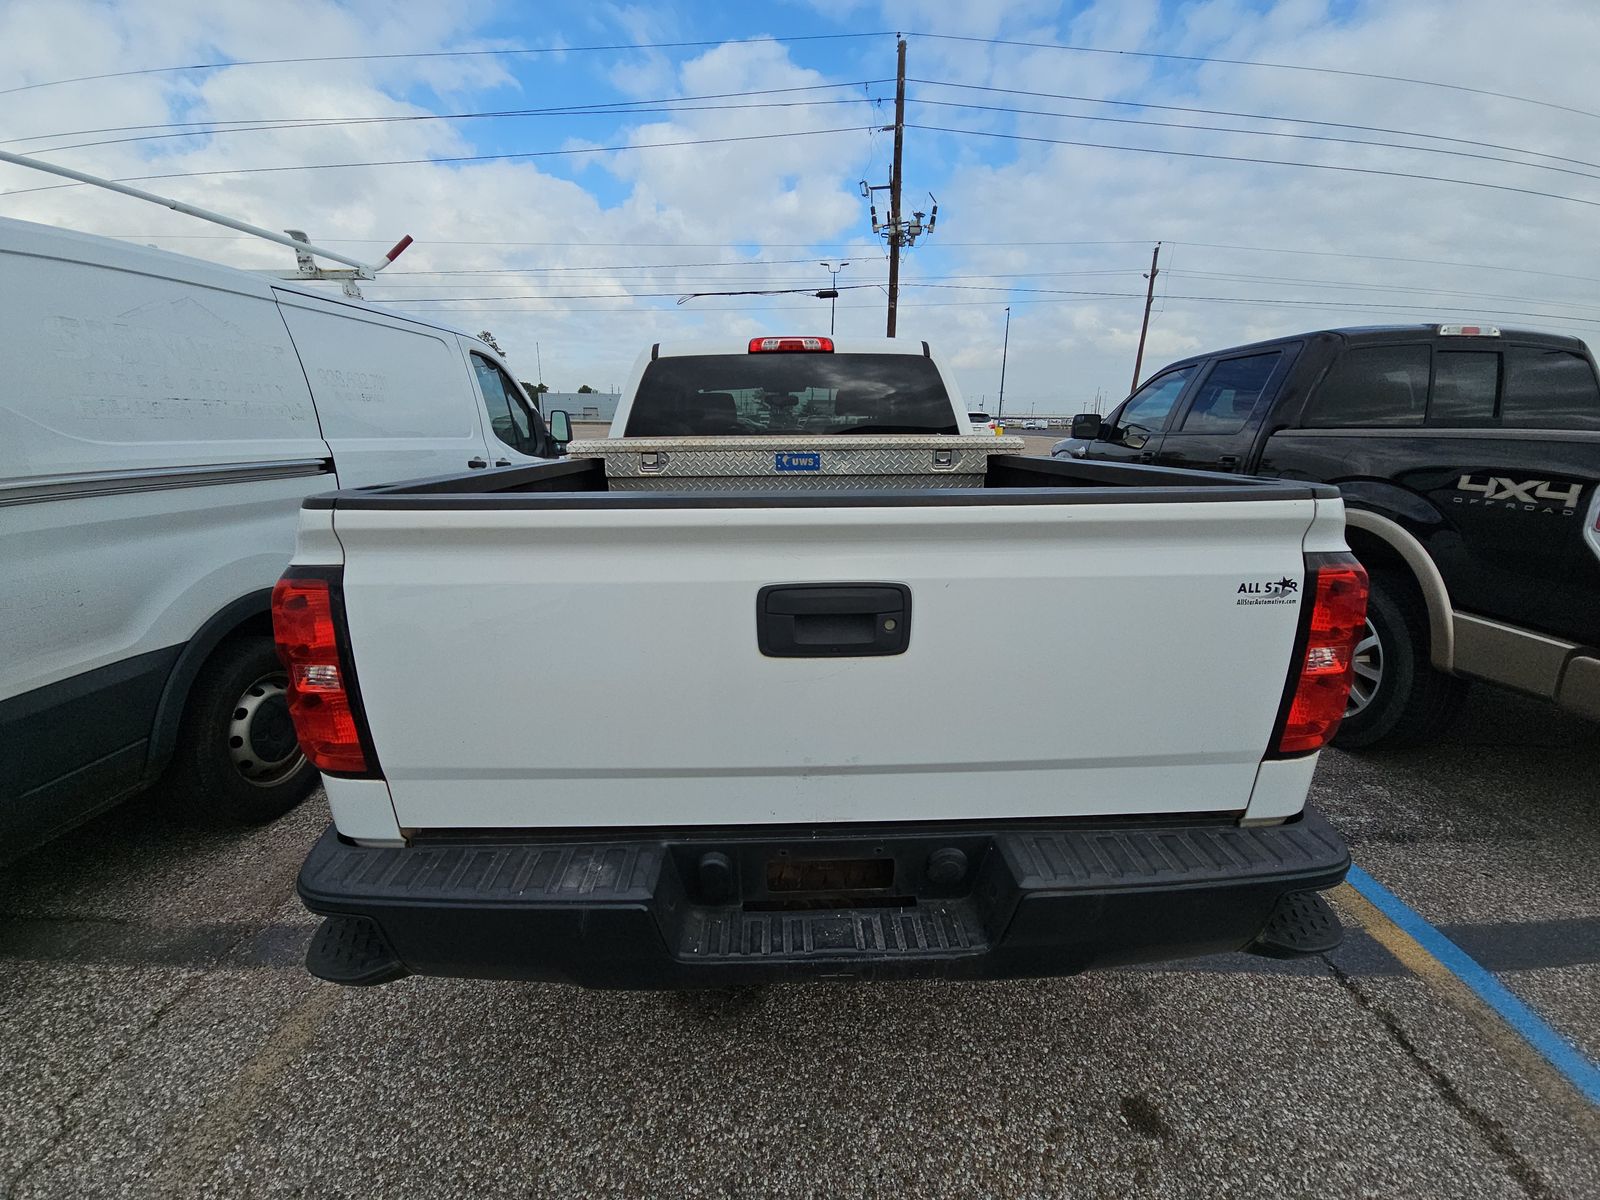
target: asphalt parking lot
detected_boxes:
[1,688,1594,1199]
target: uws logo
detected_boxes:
[1455,475,1583,516]
[774,451,822,472]
[1236,577,1300,606]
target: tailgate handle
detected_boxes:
[757,584,911,657]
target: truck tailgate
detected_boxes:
[332,500,1317,829]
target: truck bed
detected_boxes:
[305,452,1334,505]
[298,456,1343,832]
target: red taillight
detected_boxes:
[1275,555,1370,755]
[271,575,372,775]
[748,336,834,353]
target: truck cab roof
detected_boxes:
[1155,324,1590,375]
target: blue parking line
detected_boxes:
[1346,864,1600,1107]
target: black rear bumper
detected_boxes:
[297,809,1350,988]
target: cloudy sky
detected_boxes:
[4,0,1599,414]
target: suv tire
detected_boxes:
[163,635,319,824]
[1332,570,1467,751]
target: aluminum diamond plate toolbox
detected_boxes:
[567,435,1027,491]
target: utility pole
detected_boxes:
[997,306,1011,420]
[861,40,933,336]
[886,37,907,337]
[1130,242,1161,395]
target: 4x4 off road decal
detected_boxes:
[1454,474,1583,516]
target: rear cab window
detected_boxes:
[1302,345,1429,427]
[1304,336,1600,431]
[1429,352,1498,426]
[1503,348,1600,429]
[625,353,959,436]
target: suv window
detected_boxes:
[1175,352,1280,434]
[1429,351,1498,426]
[1303,345,1428,427]
[1114,367,1194,440]
[626,353,959,436]
[1502,348,1600,430]
[472,355,542,456]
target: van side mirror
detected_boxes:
[1070,413,1102,439]
[548,409,572,447]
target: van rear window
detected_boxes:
[1502,348,1600,430]
[1303,345,1428,427]
[625,354,959,436]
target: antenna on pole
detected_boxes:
[0,148,413,284]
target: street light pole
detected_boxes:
[820,260,849,334]
[997,306,1011,421]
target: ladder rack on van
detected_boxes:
[0,148,412,288]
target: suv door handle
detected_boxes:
[1218,454,1241,470]
[1137,451,1155,463]
[494,458,512,467]
[467,457,488,469]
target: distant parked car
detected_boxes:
[968,411,1000,434]
[1022,419,1046,430]
[1066,323,1600,748]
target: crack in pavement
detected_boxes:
[1325,957,1560,1200]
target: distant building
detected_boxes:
[535,390,620,423]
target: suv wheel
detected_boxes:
[1332,571,1467,751]
[164,635,319,824]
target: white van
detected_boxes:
[0,217,571,853]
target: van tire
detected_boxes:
[164,635,318,825]
[1332,571,1467,751]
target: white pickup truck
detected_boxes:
[281,336,1363,988]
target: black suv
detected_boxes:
[1060,324,1600,748]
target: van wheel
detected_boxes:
[1332,571,1466,751]
[165,635,318,824]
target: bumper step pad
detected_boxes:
[1249,889,1344,958]
[680,901,985,962]
[306,914,409,986]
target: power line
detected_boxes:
[370,282,888,302]
[1163,241,1600,287]
[96,235,889,247]
[81,229,1600,290]
[908,123,1600,211]
[908,79,1600,173]
[384,256,849,276]
[0,126,878,197]
[18,94,893,156]
[27,99,880,156]
[368,280,1600,327]
[909,32,1600,124]
[1167,269,1600,313]
[0,32,894,96]
[1,81,890,145]
[904,281,1600,326]
[906,97,1600,186]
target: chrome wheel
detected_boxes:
[1346,619,1383,717]
[227,673,304,787]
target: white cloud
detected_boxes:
[3,0,1599,408]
